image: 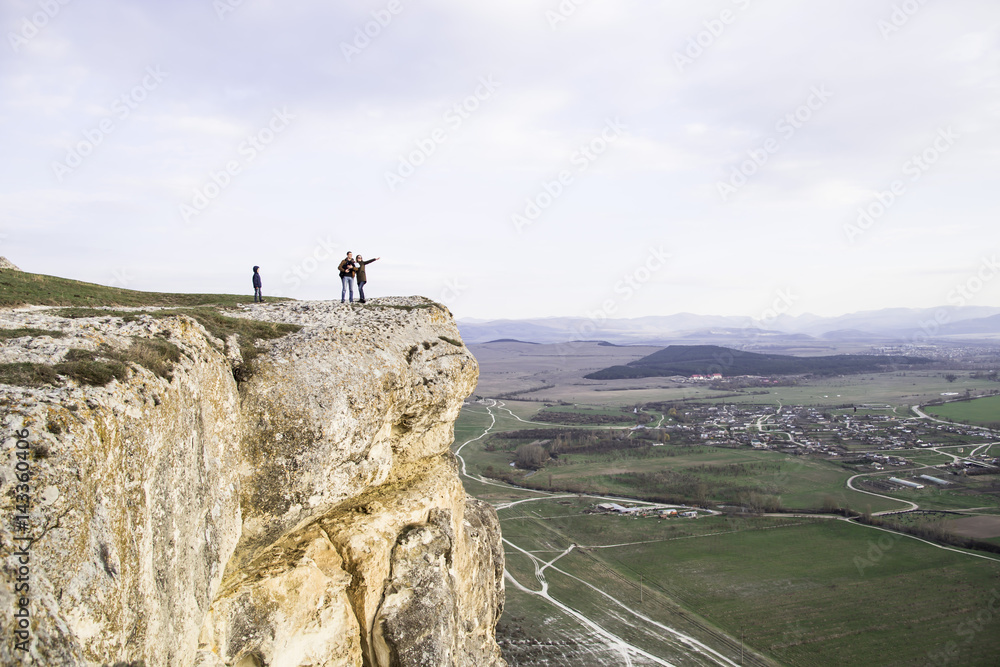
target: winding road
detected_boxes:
[455,399,743,666]
[455,398,1000,663]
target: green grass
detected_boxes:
[500,503,766,665]
[0,268,284,308]
[538,404,632,416]
[0,327,66,339]
[49,306,301,374]
[0,338,183,387]
[923,395,1000,427]
[164,307,301,367]
[693,373,999,411]
[369,302,441,312]
[0,362,60,387]
[460,368,1000,665]
[609,518,1000,666]
[858,473,1000,512]
[497,499,1000,666]
[455,411,905,513]
[895,448,961,466]
[0,269,303,386]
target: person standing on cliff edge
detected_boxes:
[252,265,263,302]
[338,252,357,303]
[355,254,380,304]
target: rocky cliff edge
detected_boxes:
[0,297,505,667]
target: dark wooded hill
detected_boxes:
[584,344,932,379]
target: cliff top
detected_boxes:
[0,265,272,309]
[0,279,497,666]
[0,265,458,394]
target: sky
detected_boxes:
[1,0,998,322]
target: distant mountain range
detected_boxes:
[584,345,933,380]
[457,306,1000,345]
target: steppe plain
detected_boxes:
[453,339,1000,666]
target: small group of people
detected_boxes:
[249,252,380,304]
[338,251,379,304]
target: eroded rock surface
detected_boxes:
[0,298,504,667]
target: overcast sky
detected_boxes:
[2,0,998,321]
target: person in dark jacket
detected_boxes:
[338,252,357,303]
[252,265,263,302]
[355,255,380,303]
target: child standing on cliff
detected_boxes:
[355,255,380,304]
[252,266,263,302]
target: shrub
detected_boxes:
[0,363,59,387]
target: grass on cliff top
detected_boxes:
[0,267,287,308]
[0,269,302,387]
[0,311,293,388]
[0,338,182,387]
[53,306,301,363]
[49,307,302,383]
[0,327,66,339]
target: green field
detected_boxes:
[484,372,999,413]
[455,409,908,514]
[494,495,1000,666]
[456,399,1000,665]
[857,474,1000,512]
[923,395,1000,427]
[459,350,1000,665]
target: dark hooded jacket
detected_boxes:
[355,258,377,282]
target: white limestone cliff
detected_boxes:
[0,297,505,667]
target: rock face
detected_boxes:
[0,298,505,666]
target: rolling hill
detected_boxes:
[583,344,933,379]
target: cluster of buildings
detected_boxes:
[860,453,911,470]
[590,503,700,519]
[647,403,998,467]
[687,373,723,382]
